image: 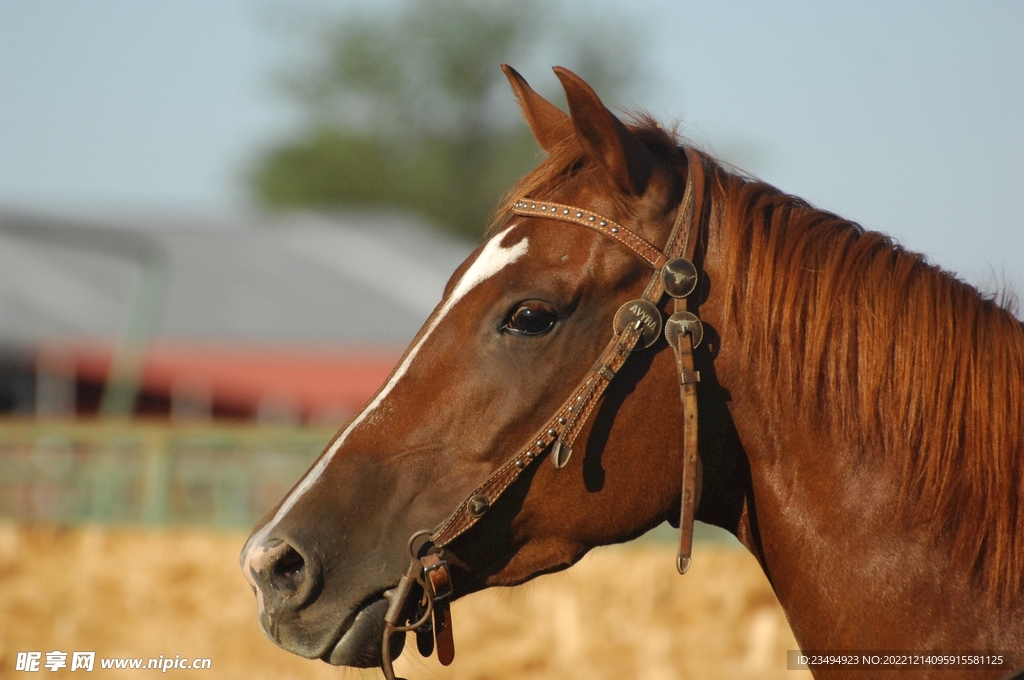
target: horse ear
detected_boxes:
[502,64,572,153]
[553,66,659,196]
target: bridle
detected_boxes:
[380,147,708,680]
[381,146,707,679]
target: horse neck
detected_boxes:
[694,171,1024,654]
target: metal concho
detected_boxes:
[613,299,662,350]
[665,311,704,349]
[662,258,698,298]
[467,494,490,517]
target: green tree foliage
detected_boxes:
[251,0,640,239]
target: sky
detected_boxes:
[1,1,1021,299]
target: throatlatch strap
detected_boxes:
[670,147,706,574]
[670,310,700,574]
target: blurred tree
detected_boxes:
[251,0,641,239]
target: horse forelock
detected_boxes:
[714,168,1024,603]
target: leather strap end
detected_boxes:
[552,439,572,469]
[433,601,455,666]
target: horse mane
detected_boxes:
[496,116,1024,602]
[715,167,1024,602]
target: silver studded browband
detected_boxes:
[512,200,667,269]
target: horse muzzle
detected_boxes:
[243,532,403,667]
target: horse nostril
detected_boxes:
[269,544,306,592]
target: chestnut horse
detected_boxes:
[241,66,1024,679]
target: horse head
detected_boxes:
[239,66,739,670]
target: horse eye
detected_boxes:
[503,302,558,336]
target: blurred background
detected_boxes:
[0,1,1020,678]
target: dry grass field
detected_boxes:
[0,522,809,679]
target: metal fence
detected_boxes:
[0,420,741,545]
[0,420,333,528]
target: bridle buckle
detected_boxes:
[421,553,453,602]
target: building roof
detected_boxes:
[0,207,475,419]
[0,207,474,345]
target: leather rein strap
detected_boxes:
[380,148,706,679]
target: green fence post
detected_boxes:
[141,429,171,523]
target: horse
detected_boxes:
[240,65,1024,679]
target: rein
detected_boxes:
[380,147,707,679]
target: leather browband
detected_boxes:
[509,200,667,269]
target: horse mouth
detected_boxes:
[323,596,405,667]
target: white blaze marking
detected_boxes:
[242,225,529,609]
